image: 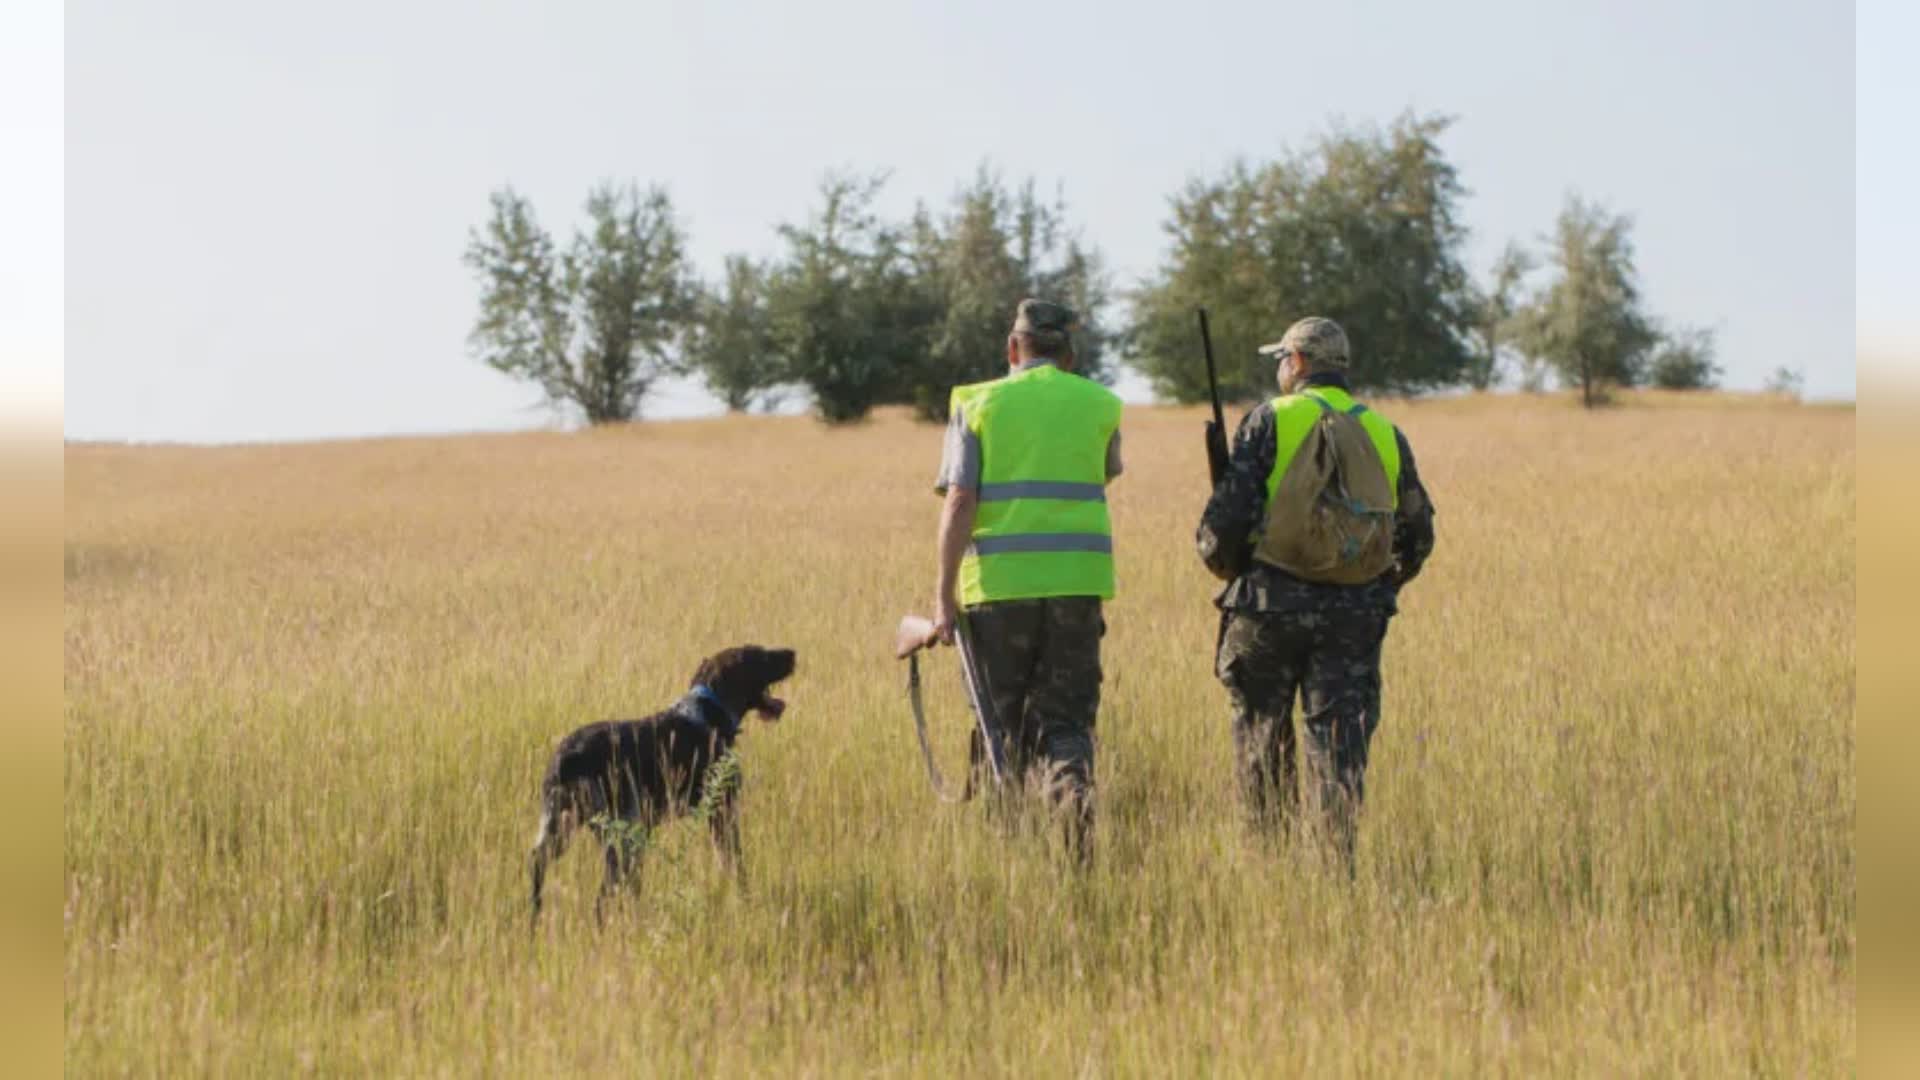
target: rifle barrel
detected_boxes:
[1198,308,1226,431]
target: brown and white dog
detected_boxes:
[528,645,796,923]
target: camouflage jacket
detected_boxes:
[1195,372,1436,614]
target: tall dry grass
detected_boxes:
[65,394,1854,1073]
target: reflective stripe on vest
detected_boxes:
[1262,387,1402,508]
[952,364,1122,605]
[977,480,1107,503]
[970,533,1114,556]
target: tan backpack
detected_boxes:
[1251,397,1397,585]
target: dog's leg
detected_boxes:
[528,834,549,925]
[594,826,644,925]
[708,793,745,889]
[527,800,574,925]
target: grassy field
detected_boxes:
[64,393,1854,1074]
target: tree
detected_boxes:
[763,173,933,424]
[688,256,783,412]
[1764,366,1805,399]
[908,169,1112,420]
[1464,241,1536,390]
[1129,113,1475,403]
[1126,166,1267,402]
[1510,195,1659,408]
[1647,325,1722,390]
[464,183,694,423]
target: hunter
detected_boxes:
[930,298,1123,862]
[1196,316,1436,865]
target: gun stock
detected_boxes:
[893,613,939,660]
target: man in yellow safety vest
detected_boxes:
[931,298,1122,862]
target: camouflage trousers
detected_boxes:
[961,597,1104,861]
[1215,606,1390,862]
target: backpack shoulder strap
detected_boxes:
[1302,392,1371,420]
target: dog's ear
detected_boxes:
[689,653,718,690]
[694,645,756,685]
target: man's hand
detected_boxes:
[931,591,959,646]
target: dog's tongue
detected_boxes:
[759,694,786,720]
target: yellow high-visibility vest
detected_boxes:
[951,364,1122,605]
[1262,386,1401,507]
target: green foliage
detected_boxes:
[591,812,652,863]
[463,150,1724,423]
[1765,365,1806,399]
[1648,326,1722,390]
[1129,113,1475,403]
[463,183,695,423]
[1464,242,1537,390]
[908,169,1112,420]
[688,256,783,412]
[1509,195,1659,407]
[761,170,1110,424]
[695,748,743,822]
[462,190,570,404]
[764,173,933,424]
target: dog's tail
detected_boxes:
[528,789,579,924]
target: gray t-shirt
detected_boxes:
[933,361,1123,494]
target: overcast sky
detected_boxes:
[26,0,1902,441]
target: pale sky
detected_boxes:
[1,2,64,419]
[1855,0,1918,367]
[26,0,1899,441]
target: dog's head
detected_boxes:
[691,645,797,724]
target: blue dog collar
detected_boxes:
[688,684,740,735]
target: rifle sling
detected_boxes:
[906,651,972,803]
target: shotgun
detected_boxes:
[1199,307,1229,486]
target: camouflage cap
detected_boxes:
[1011,298,1077,342]
[1257,316,1350,368]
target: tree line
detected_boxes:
[464,113,1729,424]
